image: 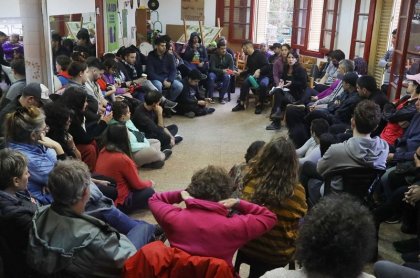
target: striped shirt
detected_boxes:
[240,179,307,266]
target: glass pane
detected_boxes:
[299,0,309,9]
[232,24,249,40]
[265,0,293,44]
[396,18,408,51]
[234,0,251,6]
[360,0,370,13]
[297,28,306,45]
[307,0,325,51]
[356,15,368,40]
[354,41,365,58]
[325,11,334,29]
[224,8,230,22]
[391,52,403,85]
[298,9,307,27]
[233,7,250,22]
[407,0,420,53]
[322,31,331,49]
[326,0,335,10]
[406,54,420,75]
[224,0,230,5]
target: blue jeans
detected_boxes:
[151,79,183,101]
[374,260,420,278]
[239,75,269,104]
[207,72,230,99]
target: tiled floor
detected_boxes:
[131,91,409,276]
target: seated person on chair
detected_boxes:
[147,36,183,102]
[232,40,271,114]
[148,165,276,269]
[261,195,376,278]
[314,49,345,92]
[0,149,38,278]
[132,90,182,150]
[26,160,137,277]
[177,69,215,118]
[207,40,235,104]
[307,100,389,204]
[181,32,208,76]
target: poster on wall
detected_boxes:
[105,0,119,52]
[181,0,204,21]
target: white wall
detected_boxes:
[0,0,20,18]
[46,0,95,16]
[335,0,355,58]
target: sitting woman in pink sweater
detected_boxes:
[148,165,277,270]
[95,124,155,213]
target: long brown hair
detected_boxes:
[243,136,299,207]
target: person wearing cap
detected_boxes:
[0,82,50,136]
[208,40,234,104]
[177,69,215,118]
[147,36,183,102]
[380,73,420,146]
[85,57,108,112]
[0,58,26,110]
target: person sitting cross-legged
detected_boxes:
[26,160,137,277]
[176,69,215,118]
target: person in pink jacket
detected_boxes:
[149,165,277,268]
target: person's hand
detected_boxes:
[107,84,117,92]
[414,150,420,168]
[98,105,106,115]
[284,81,292,87]
[101,112,113,123]
[150,180,156,188]
[387,153,395,162]
[66,133,76,148]
[198,100,206,106]
[253,69,261,78]
[170,136,175,147]
[153,104,163,115]
[387,62,392,68]
[163,80,171,88]
[404,185,420,206]
[198,62,204,68]
[309,105,316,112]
[93,179,111,187]
[181,190,193,201]
[38,134,65,155]
[311,96,318,101]
[219,198,240,208]
[398,121,410,129]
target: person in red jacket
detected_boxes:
[95,124,155,213]
[148,165,277,268]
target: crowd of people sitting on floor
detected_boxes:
[1,26,420,277]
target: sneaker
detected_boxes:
[184,111,196,118]
[254,105,263,114]
[162,98,178,109]
[205,108,215,114]
[174,135,183,144]
[266,122,281,130]
[219,99,226,104]
[163,149,172,160]
[232,103,245,112]
[142,160,165,169]
[385,214,401,224]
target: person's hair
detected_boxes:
[244,137,299,207]
[68,61,88,78]
[357,75,377,93]
[4,107,45,143]
[295,194,375,278]
[244,140,265,163]
[155,36,166,46]
[331,49,345,61]
[44,102,74,155]
[338,59,354,73]
[48,160,91,206]
[59,86,87,124]
[319,133,337,157]
[86,57,104,70]
[217,40,226,48]
[414,80,420,94]
[282,43,291,50]
[102,52,116,61]
[10,58,26,76]
[353,100,381,134]
[0,149,27,190]
[392,29,397,35]
[10,34,19,41]
[112,101,129,120]
[104,124,132,158]
[311,119,330,139]
[242,40,253,47]
[56,55,71,71]
[51,32,62,43]
[123,47,137,57]
[116,46,126,58]
[76,28,90,42]
[144,90,162,105]
[71,51,87,62]
[0,31,6,37]
[284,51,301,72]
[62,38,74,52]
[103,58,118,71]
[186,165,233,202]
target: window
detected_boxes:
[349,0,376,60]
[291,0,340,57]
[216,0,255,42]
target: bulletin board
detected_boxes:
[181,0,204,21]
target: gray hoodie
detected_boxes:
[317,136,389,191]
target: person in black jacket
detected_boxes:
[177,69,215,118]
[232,40,271,114]
[266,52,308,130]
[0,149,38,278]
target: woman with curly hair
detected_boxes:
[235,137,308,278]
[261,194,375,278]
[148,165,276,270]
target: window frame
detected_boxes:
[319,0,340,54]
[216,0,256,43]
[349,0,376,60]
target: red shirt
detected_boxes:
[95,149,152,206]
